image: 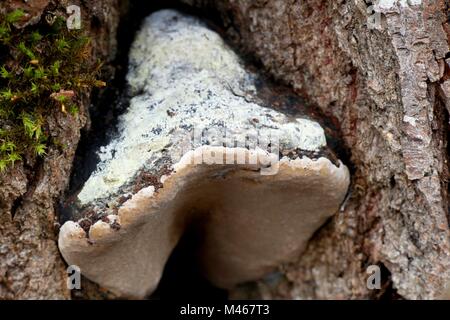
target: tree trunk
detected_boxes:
[181,0,450,300]
[1,0,450,300]
[0,0,121,299]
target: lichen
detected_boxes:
[0,9,104,172]
[77,10,327,204]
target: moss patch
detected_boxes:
[0,9,104,171]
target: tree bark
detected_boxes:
[1,0,450,300]
[0,0,121,299]
[181,0,450,300]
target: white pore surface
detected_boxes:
[78,10,327,204]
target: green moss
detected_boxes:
[0,9,104,172]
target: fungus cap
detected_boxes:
[58,9,350,298]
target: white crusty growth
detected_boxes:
[58,10,350,298]
[77,10,326,204]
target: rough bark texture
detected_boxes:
[0,0,121,299]
[181,0,450,300]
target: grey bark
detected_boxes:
[181,0,450,300]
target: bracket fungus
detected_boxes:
[58,10,350,298]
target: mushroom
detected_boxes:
[58,9,350,298]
